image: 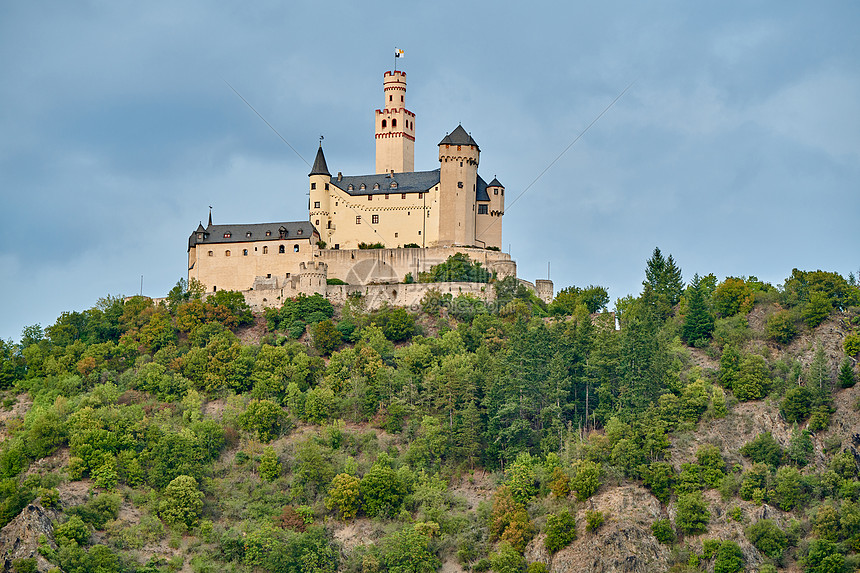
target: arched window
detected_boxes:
[225,250,231,256]
[392,119,397,128]
[294,245,300,253]
[381,119,387,128]
[263,246,268,254]
[223,232,231,238]
[243,249,248,256]
[359,183,366,190]
[373,183,380,190]
[348,184,354,190]
[279,245,285,254]
[208,251,213,257]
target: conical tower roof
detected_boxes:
[309,145,330,176]
[438,124,479,150]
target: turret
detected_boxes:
[437,125,479,246]
[375,71,415,174]
[481,177,504,249]
[309,144,332,238]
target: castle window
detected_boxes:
[395,232,398,238]
[368,195,372,201]
[223,232,231,238]
[460,162,463,167]
[314,201,320,208]
[246,232,252,237]
[311,182,316,190]
[418,193,423,199]
[501,189,504,196]
[494,189,499,195]
[401,95,403,102]
[267,274,271,278]
[325,183,329,190]
[315,219,320,225]
[279,245,285,254]
[297,229,303,235]
[263,246,268,254]
[381,119,387,128]
[392,119,397,127]
[372,214,379,224]
[266,231,271,236]
[478,204,488,214]
[458,182,463,188]
[356,216,361,224]
[401,193,406,199]
[359,184,365,191]
[418,231,421,235]
[348,184,354,190]
[208,250,213,256]
[243,249,248,256]
[197,233,203,240]
[225,250,231,256]
[294,245,299,252]
[373,183,379,190]
[327,220,332,229]
[389,95,392,101]
[385,193,389,199]
[390,181,397,189]
[334,244,339,249]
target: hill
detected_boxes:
[1,260,860,573]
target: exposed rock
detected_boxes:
[526,485,669,573]
[0,503,58,573]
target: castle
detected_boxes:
[186,68,552,309]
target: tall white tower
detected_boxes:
[375,71,415,174]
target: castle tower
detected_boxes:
[375,71,415,174]
[437,125,479,246]
[308,144,332,240]
[478,177,504,249]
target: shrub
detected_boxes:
[544,510,577,553]
[361,462,405,518]
[675,492,710,534]
[326,473,361,520]
[808,406,831,432]
[527,563,549,573]
[733,354,771,401]
[713,278,754,317]
[258,447,282,482]
[652,519,675,544]
[740,433,784,467]
[844,333,860,357]
[239,399,286,443]
[570,460,602,501]
[159,475,203,529]
[312,320,342,355]
[802,291,832,328]
[839,359,857,388]
[745,519,787,561]
[585,510,604,532]
[713,541,744,573]
[781,386,813,423]
[358,242,384,249]
[766,310,797,344]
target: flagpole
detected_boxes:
[394,47,397,72]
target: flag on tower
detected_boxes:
[395,48,404,58]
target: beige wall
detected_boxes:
[188,238,316,292]
[375,71,415,174]
[475,183,504,249]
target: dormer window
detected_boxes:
[279,226,287,239]
[373,183,380,190]
[297,229,303,236]
[360,183,366,190]
[246,232,252,238]
[348,184,354,191]
[223,232,231,238]
[390,181,398,189]
[197,233,203,240]
[266,231,271,236]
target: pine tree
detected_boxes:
[838,358,857,388]
[682,274,714,347]
[643,247,683,317]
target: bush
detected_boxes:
[839,358,857,388]
[675,492,710,534]
[713,541,744,573]
[326,473,361,520]
[740,432,784,467]
[745,519,787,561]
[585,510,604,532]
[159,475,204,529]
[240,399,286,443]
[781,386,813,423]
[808,406,831,432]
[652,519,675,544]
[312,320,342,355]
[570,461,602,501]
[802,291,832,328]
[844,333,860,357]
[258,447,282,481]
[544,510,577,553]
[766,310,797,344]
[733,354,771,401]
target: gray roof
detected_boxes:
[188,221,317,250]
[476,175,490,202]
[309,146,330,176]
[438,125,479,150]
[488,177,503,188]
[330,169,441,196]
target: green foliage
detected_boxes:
[361,460,406,518]
[767,310,797,344]
[378,524,440,573]
[312,320,342,354]
[570,461,602,501]
[585,510,604,532]
[371,306,416,342]
[270,294,335,333]
[651,519,675,544]
[545,510,577,553]
[740,433,784,467]
[682,274,714,346]
[803,539,844,573]
[733,354,771,401]
[326,473,361,520]
[642,461,675,503]
[808,406,831,432]
[240,399,286,442]
[642,247,684,317]
[67,493,121,529]
[505,453,539,505]
[746,519,787,561]
[787,426,814,467]
[713,277,754,317]
[258,447,282,481]
[802,291,833,328]
[419,253,491,283]
[11,558,37,573]
[675,492,710,534]
[772,466,803,510]
[159,475,204,529]
[55,515,91,545]
[838,358,856,388]
[782,386,813,423]
[244,525,338,573]
[713,540,744,573]
[488,542,526,573]
[549,285,609,315]
[844,334,860,357]
[358,242,384,249]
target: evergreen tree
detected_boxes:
[682,273,714,347]
[643,247,683,317]
[838,358,856,388]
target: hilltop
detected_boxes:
[1,253,860,573]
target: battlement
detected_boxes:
[299,260,328,273]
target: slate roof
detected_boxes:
[188,221,316,250]
[476,175,490,202]
[438,125,479,150]
[488,177,504,188]
[330,169,441,196]
[309,146,330,176]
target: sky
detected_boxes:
[1,1,859,343]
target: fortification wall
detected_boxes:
[317,246,515,285]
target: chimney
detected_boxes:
[337,172,342,181]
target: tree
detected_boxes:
[675,492,710,534]
[782,386,813,423]
[838,358,856,388]
[651,519,675,544]
[240,399,286,443]
[545,510,577,553]
[733,354,771,401]
[378,524,441,573]
[745,519,787,561]
[713,541,744,573]
[766,310,797,344]
[259,447,282,481]
[713,277,754,317]
[682,274,714,347]
[570,460,602,501]
[361,461,405,518]
[642,247,683,316]
[312,320,342,355]
[159,475,204,528]
[326,473,361,519]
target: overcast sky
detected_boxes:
[1,1,859,343]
